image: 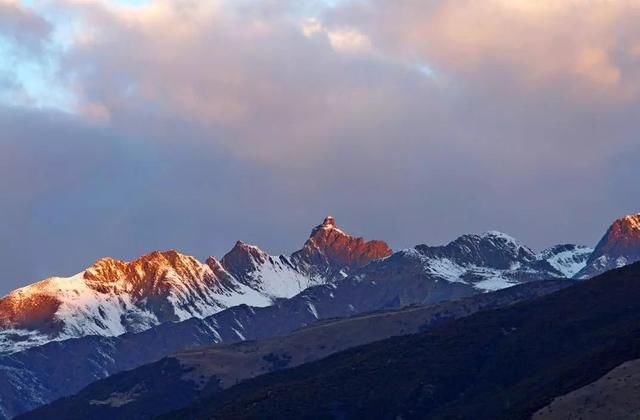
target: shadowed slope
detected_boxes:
[166,263,640,420]
[17,281,570,420]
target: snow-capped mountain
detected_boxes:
[0,217,390,354]
[0,229,583,418]
[0,223,597,418]
[0,215,597,356]
[220,241,316,299]
[404,231,585,291]
[576,212,640,279]
[0,251,272,354]
[220,216,392,295]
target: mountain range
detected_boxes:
[0,215,601,356]
[0,216,390,354]
[16,280,572,420]
[157,262,640,420]
[1,212,640,418]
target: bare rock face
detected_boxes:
[291,216,393,281]
[82,257,128,284]
[220,241,269,285]
[0,291,62,333]
[577,213,640,278]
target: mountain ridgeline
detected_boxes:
[0,217,391,354]
[2,212,640,419]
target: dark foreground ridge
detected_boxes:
[165,263,640,420]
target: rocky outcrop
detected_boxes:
[218,216,392,295]
[291,216,392,281]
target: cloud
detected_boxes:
[302,17,372,53]
[27,0,440,168]
[334,0,640,102]
[0,0,51,50]
[0,0,640,293]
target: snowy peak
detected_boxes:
[220,241,273,287]
[595,213,640,256]
[0,250,277,353]
[221,241,269,274]
[398,231,585,292]
[577,212,640,278]
[221,240,318,300]
[309,215,340,236]
[416,231,537,270]
[292,216,392,279]
[219,217,392,295]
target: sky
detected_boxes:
[1,0,640,293]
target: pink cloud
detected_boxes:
[335,0,640,102]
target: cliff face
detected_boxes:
[291,216,392,281]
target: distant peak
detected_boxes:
[577,211,640,278]
[229,240,264,254]
[134,249,191,265]
[84,256,128,283]
[294,216,392,275]
[220,240,269,280]
[451,231,522,249]
[482,231,519,243]
[221,240,267,269]
[310,216,346,238]
[90,256,125,267]
[322,216,336,227]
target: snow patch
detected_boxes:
[542,246,593,278]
